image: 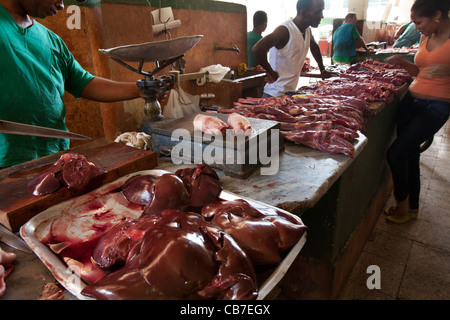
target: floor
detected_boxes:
[338,120,450,300]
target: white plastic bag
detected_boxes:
[115,132,151,150]
[196,64,231,85]
[163,88,201,119]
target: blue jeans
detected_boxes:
[387,92,450,209]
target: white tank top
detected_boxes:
[264,20,311,97]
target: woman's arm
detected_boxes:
[386,55,420,77]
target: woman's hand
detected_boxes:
[386,55,419,77]
[418,64,450,79]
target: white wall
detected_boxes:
[388,0,414,24]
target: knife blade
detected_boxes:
[0,224,32,253]
[0,120,91,140]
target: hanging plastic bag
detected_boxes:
[197,64,231,85]
[163,88,201,119]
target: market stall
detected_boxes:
[0,0,423,302]
[0,56,410,300]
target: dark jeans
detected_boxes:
[387,92,450,209]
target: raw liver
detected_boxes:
[0,139,157,231]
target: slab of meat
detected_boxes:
[0,248,16,297]
[82,210,258,300]
[343,59,413,86]
[303,78,395,103]
[227,112,253,135]
[282,130,355,157]
[27,153,106,196]
[175,164,223,208]
[280,121,358,141]
[201,199,307,265]
[193,114,229,135]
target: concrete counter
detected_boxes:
[157,90,404,299]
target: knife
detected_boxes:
[0,120,91,140]
[0,224,32,253]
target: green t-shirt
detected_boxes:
[0,5,95,167]
[247,31,263,68]
[332,24,360,63]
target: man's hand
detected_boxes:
[265,70,279,83]
[320,70,338,79]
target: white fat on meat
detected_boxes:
[193,114,229,135]
[227,112,253,135]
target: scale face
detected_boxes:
[98,35,203,63]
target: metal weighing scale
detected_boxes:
[100,35,284,178]
[99,35,203,129]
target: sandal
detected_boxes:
[384,206,397,216]
[384,206,419,216]
[386,211,418,224]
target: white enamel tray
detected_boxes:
[20,169,306,300]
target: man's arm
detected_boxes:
[252,26,290,83]
[309,36,334,79]
[80,77,143,102]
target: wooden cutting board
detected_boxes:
[0,139,157,232]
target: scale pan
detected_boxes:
[98,35,203,62]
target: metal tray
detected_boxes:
[20,169,306,300]
[98,35,203,62]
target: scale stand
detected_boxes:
[110,55,180,126]
[98,35,203,130]
[200,72,216,111]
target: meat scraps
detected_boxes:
[27,153,106,196]
[201,199,307,265]
[216,59,412,157]
[218,94,364,157]
[297,59,412,103]
[81,209,258,300]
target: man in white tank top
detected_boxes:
[253,0,334,97]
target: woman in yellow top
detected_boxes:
[385,0,450,223]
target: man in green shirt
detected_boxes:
[332,12,370,64]
[0,0,143,167]
[247,11,267,68]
